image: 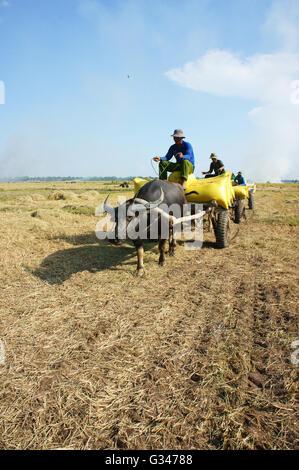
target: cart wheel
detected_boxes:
[248,192,254,210]
[234,199,245,224]
[216,210,230,248]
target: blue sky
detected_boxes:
[0,0,299,181]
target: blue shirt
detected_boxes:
[235,175,246,185]
[160,141,195,170]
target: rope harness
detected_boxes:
[150,155,179,179]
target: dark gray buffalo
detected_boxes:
[103,179,190,276]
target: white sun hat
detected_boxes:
[171,129,185,138]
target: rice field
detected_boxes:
[0,181,298,450]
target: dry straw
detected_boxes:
[0,181,298,449]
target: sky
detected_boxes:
[0,0,299,181]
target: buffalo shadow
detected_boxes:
[29,232,157,285]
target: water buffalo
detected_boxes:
[103,179,189,276]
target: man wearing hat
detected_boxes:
[202,153,225,178]
[234,171,246,186]
[153,129,195,190]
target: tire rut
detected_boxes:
[243,280,297,445]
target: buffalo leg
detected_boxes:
[134,239,145,276]
[168,223,176,256]
[158,238,167,266]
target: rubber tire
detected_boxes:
[234,199,245,224]
[248,193,254,210]
[216,210,230,248]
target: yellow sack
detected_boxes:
[134,174,197,193]
[134,177,148,194]
[233,185,249,199]
[168,171,197,185]
[134,172,235,209]
[185,171,235,209]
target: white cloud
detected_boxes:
[166,50,299,104]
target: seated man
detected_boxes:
[153,129,194,190]
[202,153,225,178]
[234,171,246,186]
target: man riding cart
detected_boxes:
[234,171,246,186]
[202,154,225,178]
[153,129,195,190]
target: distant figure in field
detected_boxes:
[235,171,246,186]
[153,129,195,190]
[202,153,225,178]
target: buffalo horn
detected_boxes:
[133,188,164,209]
[103,195,115,215]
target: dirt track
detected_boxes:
[0,182,298,449]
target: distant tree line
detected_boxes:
[0,176,150,183]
